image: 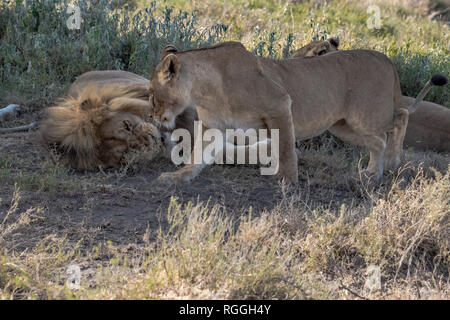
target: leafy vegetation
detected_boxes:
[0,0,448,106]
[0,0,227,103]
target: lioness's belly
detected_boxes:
[197,106,265,132]
[197,103,341,142]
[291,102,344,140]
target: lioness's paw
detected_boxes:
[280,176,299,185]
[157,171,190,185]
[360,168,382,181]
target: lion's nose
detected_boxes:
[154,114,162,122]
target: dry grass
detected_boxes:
[1,162,448,299]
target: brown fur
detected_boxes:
[39,74,162,170]
[149,41,418,184]
[401,96,450,152]
[292,38,339,58]
[294,39,450,153]
[67,70,150,98]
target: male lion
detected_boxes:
[39,71,164,170]
[293,38,450,152]
[148,42,445,184]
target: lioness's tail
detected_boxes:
[405,74,448,114]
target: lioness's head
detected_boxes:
[40,86,163,170]
[291,37,339,58]
[149,45,193,130]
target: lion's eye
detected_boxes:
[123,120,132,132]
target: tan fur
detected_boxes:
[294,39,450,153]
[401,96,450,152]
[292,38,339,58]
[67,70,150,98]
[39,73,162,170]
[148,41,417,184]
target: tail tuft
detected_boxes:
[431,74,448,86]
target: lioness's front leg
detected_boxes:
[264,95,298,183]
[384,108,409,171]
[157,123,220,185]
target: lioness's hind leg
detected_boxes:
[364,133,387,178]
[329,123,387,179]
[384,108,409,171]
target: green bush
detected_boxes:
[0,0,447,108]
[0,0,226,102]
[391,50,449,108]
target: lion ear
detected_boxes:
[161,45,178,59]
[329,37,339,49]
[158,54,180,84]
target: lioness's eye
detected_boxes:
[150,94,158,110]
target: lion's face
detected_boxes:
[292,38,339,58]
[40,85,164,171]
[97,112,162,168]
[149,54,192,130]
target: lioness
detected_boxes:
[148,42,445,184]
[294,38,450,152]
[291,37,339,58]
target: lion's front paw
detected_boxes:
[157,170,191,185]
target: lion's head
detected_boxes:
[291,37,339,58]
[39,85,163,170]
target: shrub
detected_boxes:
[0,0,227,103]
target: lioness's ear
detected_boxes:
[159,54,180,84]
[329,37,339,49]
[161,45,178,59]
